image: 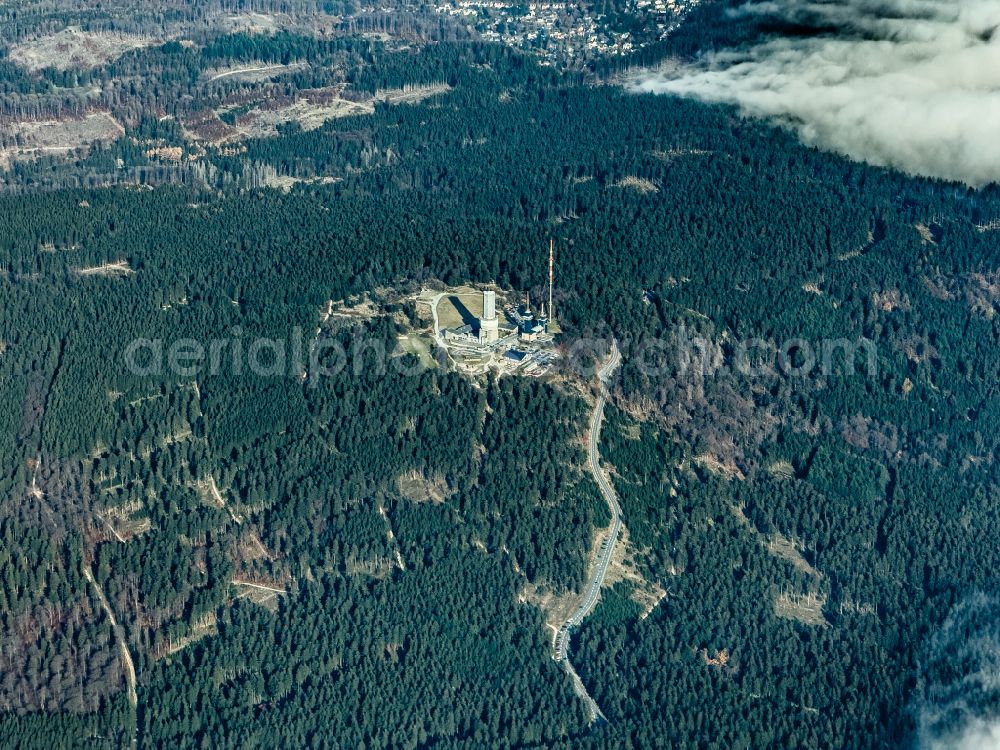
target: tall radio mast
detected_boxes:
[548,238,555,326]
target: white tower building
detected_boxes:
[479,290,499,343]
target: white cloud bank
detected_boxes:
[918,594,1000,750]
[926,718,1000,750]
[631,0,1000,187]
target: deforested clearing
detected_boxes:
[74,260,133,277]
[612,176,659,194]
[375,83,453,105]
[9,28,158,72]
[0,112,124,168]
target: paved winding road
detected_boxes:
[555,341,622,723]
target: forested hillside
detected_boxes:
[0,4,999,748]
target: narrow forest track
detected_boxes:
[555,341,622,724]
[208,63,290,81]
[83,565,138,744]
[207,474,243,524]
[83,567,137,706]
[231,579,287,594]
[427,291,446,340]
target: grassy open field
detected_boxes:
[436,287,486,330]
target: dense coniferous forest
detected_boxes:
[0,3,999,748]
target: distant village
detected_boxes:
[434,0,698,65]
